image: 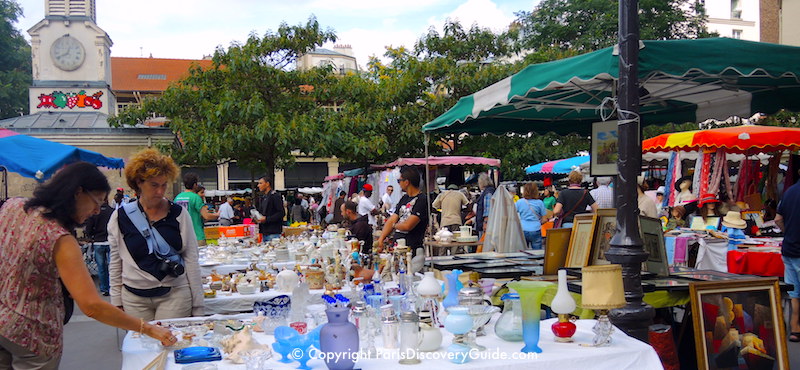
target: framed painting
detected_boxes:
[689,215,721,231]
[544,227,572,275]
[565,214,596,268]
[640,215,670,277]
[690,278,788,369]
[588,208,617,265]
[590,120,619,176]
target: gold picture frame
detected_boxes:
[544,227,572,275]
[690,278,788,370]
[565,214,595,268]
[588,208,616,265]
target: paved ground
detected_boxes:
[59,278,800,369]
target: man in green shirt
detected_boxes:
[174,173,218,245]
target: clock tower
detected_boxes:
[27,0,115,114]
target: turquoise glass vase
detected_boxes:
[507,281,553,353]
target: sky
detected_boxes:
[15,0,539,68]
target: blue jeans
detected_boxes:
[262,233,281,242]
[93,243,110,293]
[524,231,543,250]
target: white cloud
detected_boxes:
[307,0,450,16]
[432,0,515,32]
[333,27,422,69]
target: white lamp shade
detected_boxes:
[551,269,576,314]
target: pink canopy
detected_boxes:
[324,173,344,181]
[372,156,501,170]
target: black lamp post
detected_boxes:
[603,0,655,342]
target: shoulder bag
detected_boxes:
[554,190,587,228]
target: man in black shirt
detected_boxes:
[344,200,373,254]
[85,196,114,295]
[256,176,285,242]
[377,167,428,265]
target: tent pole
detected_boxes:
[424,134,433,237]
[605,0,654,343]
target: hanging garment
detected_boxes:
[697,150,713,198]
[659,152,678,207]
[707,150,726,197]
[482,185,527,253]
[692,151,704,199]
[765,153,781,203]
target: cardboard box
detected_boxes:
[204,226,220,239]
[219,225,251,237]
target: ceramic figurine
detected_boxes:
[220,326,270,364]
[277,269,300,292]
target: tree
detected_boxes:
[0,0,31,119]
[515,0,715,52]
[112,17,339,181]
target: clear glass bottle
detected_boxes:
[399,311,421,364]
[381,304,399,349]
[494,293,523,342]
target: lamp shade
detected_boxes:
[580,265,626,310]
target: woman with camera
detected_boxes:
[0,162,176,368]
[109,149,203,321]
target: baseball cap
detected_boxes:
[656,186,665,195]
[363,184,373,191]
[116,187,124,192]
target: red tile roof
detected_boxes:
[111,57,214,92]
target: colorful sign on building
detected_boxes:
[37,90,103,110]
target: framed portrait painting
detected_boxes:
[590,120,619,176]
[588,208,616,265]
[690,279,788,370]
[565,214,595,268]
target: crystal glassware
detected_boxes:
[507,281,553,353]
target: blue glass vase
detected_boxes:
[442,269,463,309]
[319,307,359,370]
[507,281,553,353]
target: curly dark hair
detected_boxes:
[25,162,111,230]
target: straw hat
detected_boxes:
[722,211,747,229]
[698,193,719,207]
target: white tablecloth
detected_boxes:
[205,287,334,315]
[200,264,251,276]
[122,317,663,370]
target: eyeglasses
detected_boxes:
[85,191,105,208]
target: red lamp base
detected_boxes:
[552,314,577,343]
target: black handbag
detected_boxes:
[61,278,74,324]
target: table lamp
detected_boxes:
[581,264,626,346]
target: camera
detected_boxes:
[157,256,185,277]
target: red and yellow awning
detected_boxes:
[642,125,800,154]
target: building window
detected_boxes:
[732,29,742,39]
[731,0,742,19]
[137,74,167,80]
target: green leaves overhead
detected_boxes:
[0,0,31,119]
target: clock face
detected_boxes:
[50,36,85,71]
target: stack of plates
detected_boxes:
[456,235,479,242]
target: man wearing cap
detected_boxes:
[433,184,469,232]
[776,183,800,342]
[590,177,614,209]
[357,184,380,227]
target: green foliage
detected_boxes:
[515,0,715,52]
[0,0,31,119]
[112,17,338,180]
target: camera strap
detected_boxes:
[122,201,183,265]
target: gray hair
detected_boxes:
[477,173,493,190]
[596,177,612,186]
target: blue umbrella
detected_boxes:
[0,128,124,181]
[525,156,589,175]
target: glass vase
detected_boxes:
[507,281,553,353]
[494,293,523,342]
[319,307,359,370]
[442,269,463,309]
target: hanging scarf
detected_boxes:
[663,152,676,208]
[708,149,726,197]
[697,149,713,199]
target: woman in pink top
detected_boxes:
[0,162,175,369]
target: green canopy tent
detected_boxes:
[422,38,800,136]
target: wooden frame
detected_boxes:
[640,215,670,277]
[588,208,616,265]
[544,227,572,274]
[590,120,619,176]
[565,214,595,268]
[689,279,788,370]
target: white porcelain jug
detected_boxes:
[459,225,473,236]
